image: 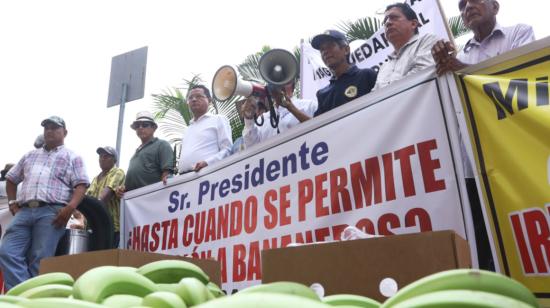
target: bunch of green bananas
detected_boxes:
[0,259,221,307]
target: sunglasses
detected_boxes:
[132,122,154,129]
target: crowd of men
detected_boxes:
[0,0,536,291]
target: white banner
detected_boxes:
[123,70,473,293]
[301,0,451,100]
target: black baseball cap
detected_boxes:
[311,30,348,50]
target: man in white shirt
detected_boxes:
[432,0,534,74]
[373,2,439,90]
[178,85,233,173]
[241,81,317,149]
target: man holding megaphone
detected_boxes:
[241,80,317,148]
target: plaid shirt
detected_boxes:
[7,145,89,204]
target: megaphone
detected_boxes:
[212,65,266,102]
[258,49,298,87]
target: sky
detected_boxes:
[0,0,546,177]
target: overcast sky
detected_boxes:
[0,0,545,177]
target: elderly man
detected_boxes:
[119,111,174,193]
[432,0,534,74]
[241,80,317,148]
[311,30,377,117]
[87,146,125,246]
[373,2,439,90]
[178,85,233,173]
[0,116,89,289]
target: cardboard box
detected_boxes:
[40,249,221,285]
[261,230,470,302]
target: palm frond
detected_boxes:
[448,15,470,38]
[337,17,382,41]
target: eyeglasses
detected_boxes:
[382,13,405,26]
[459,0,488,11]
[132,122,153,129]
[187,94,208,101]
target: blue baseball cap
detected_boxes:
[311,30,348,50]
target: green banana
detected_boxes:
[18,297,106,308]
[73,266,158,303]
[192,292,332,308]
[391,289,534,308]
[206,282,225,298]
[6,272,74,296]
[157,283,182,293]
[323,294,381,307]
[176,277,211,306]
[380,269,538,308]
[19,284,73,299]
[238,281,320,301]
[0,303,21,308]
[0,295,30,304]
[102,294,143,307]
[137,260,209,284]
[142,291,187,308]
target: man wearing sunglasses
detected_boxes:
[119,111,174,193]
[432,0,534,74]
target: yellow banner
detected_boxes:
[458,46,550,300]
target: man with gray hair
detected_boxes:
[87,146,125,246]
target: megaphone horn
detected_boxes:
[212,65,266,102]
[259,49,298,86]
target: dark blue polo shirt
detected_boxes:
[314,65,377,117]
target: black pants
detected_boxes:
[466,178,495,271]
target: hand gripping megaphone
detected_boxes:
[212,65,266,102]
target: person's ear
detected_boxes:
[63,128,68,137]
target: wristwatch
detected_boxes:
[8,200,18,206]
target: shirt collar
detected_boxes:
[464,23,504,51]
[330,65,359,81]
[389,34,420,59]
[190,112,213,124]
[42,144,65,153]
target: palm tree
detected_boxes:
[337,17,382,41]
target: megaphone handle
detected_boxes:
[265,89,280,130]
[255,114,264,126]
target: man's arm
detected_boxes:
[52,184,87,228]
[202,116,233,167]
[6,179,19,216]
[281,94,313,123]
[406,34,439,76]
[432,40,467,76]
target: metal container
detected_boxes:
[59,229,90,255]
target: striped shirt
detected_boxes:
[7,145,89,204]
[87,167,125,232]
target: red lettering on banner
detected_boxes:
[330,168,352,214]
[510,212,535,274]
[382,153,396,201]
[280,185,292,226]
[161,220,171,249]
[263,189,278,230]
[194,211,205,245]
[244,196,259,233]
[298,179,313,221]
[378,213,400,235]
[217,204,229,240]
[315,173,330,217]
[394,145,416,197]
[132,226,141,250]
[141,224,150,251]
[404,208,433,231]
[350,158,382,209]
[356,218,376,235]
[262,238,278,250]
[150,223,160,251]
[182,214,193,247]
[417,139,446,193]
[230,200,243,237]
[247,241,261,281]
[295,230,314,244]
[332,224,348,240]
[205,208,216,242]
[523,208,550,273]
[281,234,293,247]
[232,244,246,282]
[218,247,227,283]
[315,227,331,242]
[168,219,178,249]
